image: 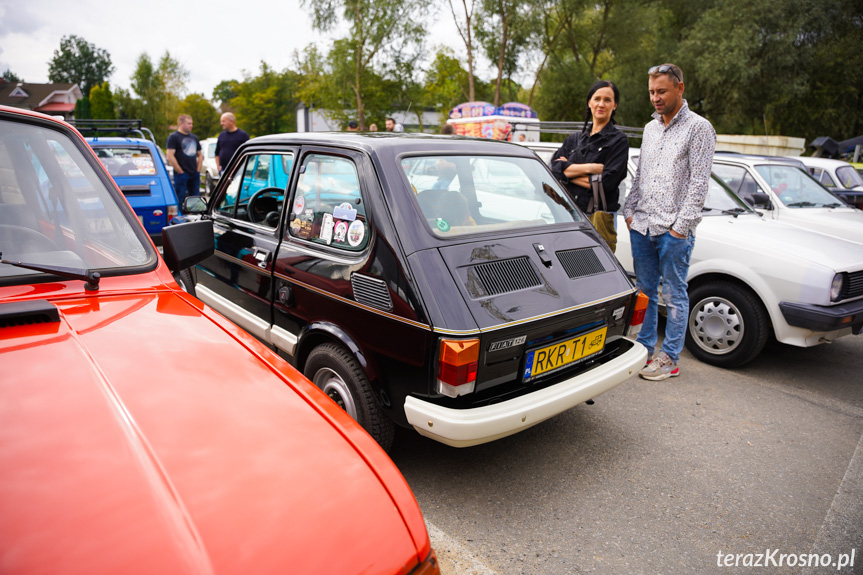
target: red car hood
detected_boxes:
[0,290,424,574]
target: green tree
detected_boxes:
[475,0,537,106]
[423,47,473,119]
[74,97,91,120]
[680,0,863,141]
[47,35,114,97]
[181,94,220,138]
[131,53,162,133]
[2,69,22,82]
[532,0,665,127]
[295,42,389,130]
[445,0,480,101]
[231,61,301,137]
[130,51,190,144]
[89,82,115,119]
[212,80,240,109]
[113,87,141,120]
[301,0,431,129]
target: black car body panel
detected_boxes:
[187,132,647,448]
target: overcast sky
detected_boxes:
[0,0,475,100]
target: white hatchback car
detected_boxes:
[791,155,863,210]
[711,153,863,244]
[525,141,863,367]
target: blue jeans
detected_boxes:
[174,171,200,209]
[629,229,695,362]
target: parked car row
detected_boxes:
[0,105,439,574]
[527,141,863,368]
[791,155,863,209]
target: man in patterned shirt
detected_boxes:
[623,63,716,381]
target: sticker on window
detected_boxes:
[333,221,348,243]
[347,220,365,246]
[334,202,357,221]
[321,213,334,244]
[293,195,305,215]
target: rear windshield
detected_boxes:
[93,146,158,177]
[400,154,582,237]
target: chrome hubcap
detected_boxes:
[313,368,358,420]
[690,296,744,355]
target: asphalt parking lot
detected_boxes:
[390,333,863,574]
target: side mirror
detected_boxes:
[751,192,772,209]
[183,195,208,214]
[161,220,215,272]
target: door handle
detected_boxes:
[253,248,270,268]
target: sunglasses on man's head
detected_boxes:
[648,65,681,83]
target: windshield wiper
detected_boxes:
[786,201,816,207]
[820,203,844,208]
[703,207,746,217]
[0,254,100,291]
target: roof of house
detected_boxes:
[0,82,82,113]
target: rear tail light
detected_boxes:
[437,338,479,398]
[626,291,649,338]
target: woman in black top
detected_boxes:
[550,81,629,214]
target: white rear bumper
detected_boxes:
[404,338,647,447]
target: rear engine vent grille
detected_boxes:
[556,248,607,279]
[351,274,394,312]
[472,257,542,296]
[0,300,60,328]
[843,271,863,300]
[119,185,152,196]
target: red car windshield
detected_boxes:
[0,119,156,282]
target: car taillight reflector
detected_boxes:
[626,291,649,338]
[167,205,179,218]
[631,291,649,325]
[437,338,479,398]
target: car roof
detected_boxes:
[85,136,154,147]
[792,156,855,169]
[713,152,805,167]
[248,131,538,159]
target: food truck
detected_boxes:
[446,102,540,142]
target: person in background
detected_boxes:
[623,63,716,381]
[441,123,455,135]
[215,112,250,174]
[385,117,404,132]
[369,123,379,132]
[166,114,203,208]
[551,80,628,215]
[346,120,359,131]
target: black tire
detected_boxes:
[173,268,197,297]
[685,281,769,368]
[304,343,394,451]
[205,175,214,198]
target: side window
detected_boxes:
[711,164,748,194]
[737,172,761,204]
[288,153,368,251]
[216,153,293,227]
[820,171,836,188]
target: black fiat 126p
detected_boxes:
[178,132,648,450]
